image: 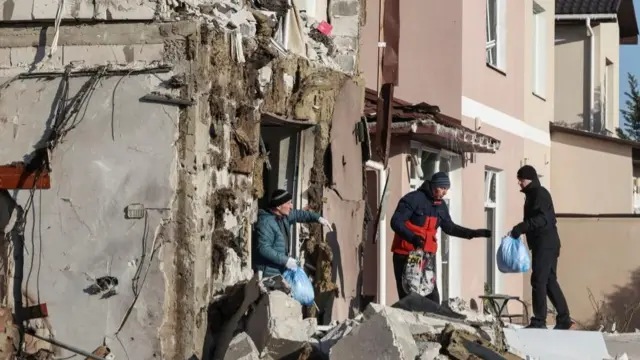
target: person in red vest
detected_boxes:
[390,172,492,304]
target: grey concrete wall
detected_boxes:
[0,74,178,359]
[0,0,157,21]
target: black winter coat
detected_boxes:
[519,178,560,251]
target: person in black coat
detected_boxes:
[510,165,573,329]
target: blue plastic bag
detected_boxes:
[497,235,531,273]
[283,267,315,306]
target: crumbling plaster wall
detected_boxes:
[0,73,177,359]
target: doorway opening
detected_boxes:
[253,115,313,267]
[408,142,461,301]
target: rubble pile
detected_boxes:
[166,0,349,71]
[216,276,529,360]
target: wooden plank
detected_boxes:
[0,165,51,189]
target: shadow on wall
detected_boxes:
[575,86,611,135]
[587,267,640,332]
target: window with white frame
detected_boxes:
[532,2,547,97]
[604,59,614,132]
[484,169,498,293]
[486,0,506,70]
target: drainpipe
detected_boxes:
[586,18,595,131]
[555,14,617,131]
[365,160,387,306]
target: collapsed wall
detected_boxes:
[165,20,355,358]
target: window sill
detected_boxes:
[486,63,506,76]
[532,92,546,101]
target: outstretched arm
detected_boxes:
[439,207,478,239]
[287,209,321,224]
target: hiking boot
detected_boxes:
[553,320,576,330]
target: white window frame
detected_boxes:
[486,0,507,71]
[604,59,614,132]
[532,2,547,98]
[484,169,504,294]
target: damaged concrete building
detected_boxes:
[0,0,365,359]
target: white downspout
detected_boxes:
[555,14,618,131]
[586,18,595,132]
[365,160,387,306]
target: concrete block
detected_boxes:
[94,0,157,20]
[62,44,164,66]
[129,44,165,63]
[334,54,356,73]
[329,0,359,17]
[504,327,610,360]
[605,333,640,360]
[0,49,10,68]
[329,15,359,37]
[63,45,126,65]
[417,342,441,360]
[330,308,419,360]
[245,291,311,359]
[224,332,260,360]
[32,0,94,20]
[365,303,455,335]
[10,46,62,69]
[0,0,34,21]
[318,319,359,355]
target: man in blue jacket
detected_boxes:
[254,189,332,278]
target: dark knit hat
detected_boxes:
[517,165,538,181]
[269,189,292,208]
[430,172,451,188]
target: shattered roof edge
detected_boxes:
[367,118,501,152]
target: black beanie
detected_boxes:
[269,189,292,208]
[516,165,538,181]
[431,172,451,188]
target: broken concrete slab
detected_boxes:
[504,327,610,360]
[364,303,479,335]
[441,324,521,360]
[224,332,260,360]
[245,290,314,359]
[392,292,466,320]
[417,341,442,360]
[330,307,418,360]
[317,319,359,355]
[605,333,640,360]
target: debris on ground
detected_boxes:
[212,276,589,360]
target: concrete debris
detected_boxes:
[330,308,419,360]
[224,332,260,360]
[210,283,625,360]
[168,0,350,71]
[245,290,317,358]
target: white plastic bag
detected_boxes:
[497,235,531,273]
[402,249,436,296]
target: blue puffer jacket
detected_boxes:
[254,208,320,278]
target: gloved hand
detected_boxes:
[318,217,332,230]
[285,257,298,270]
[510,223,525,239]
[474,229,492,238]
[410,235,425,249]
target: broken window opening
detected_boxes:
[253,114,313,270]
